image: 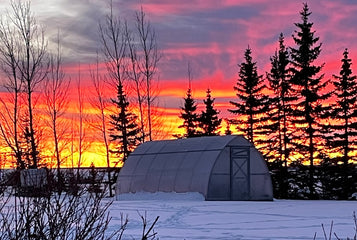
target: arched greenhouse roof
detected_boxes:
[116,135,273,201]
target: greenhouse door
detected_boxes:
[230,147,250,200]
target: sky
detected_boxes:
[1,0,357,166]
[1,0,356,106]
[3,0,355,89]
[24,0,357,107]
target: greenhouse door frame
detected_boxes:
[230,147,250,200]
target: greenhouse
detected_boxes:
[116,135,273,201]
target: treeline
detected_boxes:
[176,3,356,199]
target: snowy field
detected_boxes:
[108,193,357,240]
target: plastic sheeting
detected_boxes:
[116,135,273,201]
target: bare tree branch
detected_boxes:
[43,31,70,188]
[2,0,49,168]
[135,7,161,141]
[89,54,114,196]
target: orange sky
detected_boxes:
[1,0,357,167]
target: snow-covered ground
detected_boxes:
[108,193,357,240]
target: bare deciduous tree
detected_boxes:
[6,0,48,168]
[44,32,70,187]
[100,1,142,164]
[135,7,160,142]
[15,1,48,168]
[99,1,127,89]
[89,55,114,196]
[124,22,146,142]
[0,12,24,168]
[76,64,88,181]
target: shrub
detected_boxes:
[0,186,159,240]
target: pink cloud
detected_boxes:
[131,0,268,16]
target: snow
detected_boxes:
[108,192,357,240]
[115,191,205,201]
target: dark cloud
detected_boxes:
[35,0,108,63]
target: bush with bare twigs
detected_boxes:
[0,187,159,240]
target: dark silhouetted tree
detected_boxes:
[110,84,142,162]
[199,89,222,136]
[100,2,140,163]
[0,9,24,168]
[76,65,91,180]
[15,1,48,168]
[290,3,330,198]
[229,47,268,145]
[89,56,113,196]
[265,33,296,198]
[124,22,146,142]
[177,88,200,138]
[0,1,48,169]
[330,48,357,165]
[328,48,357,198]
[44,33,70,186]
[136,7,161,142]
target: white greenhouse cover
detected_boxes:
[116,135,273,201]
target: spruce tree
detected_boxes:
[330,48,357,165]
[199,89,222,136]
[290,3,329,198]
[177,88,200,138]
[329,48,357,198]
[265,33,295,198]
[110,84,142,162]
[22,125,40,169]
[229,47,268,144]
[265,33,292,163]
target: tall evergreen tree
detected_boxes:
[199,89,222,136]
[290,3,330,198]
[229,47,268,144]
[265,33,292,163]
[330,48,357,165]
[265,33,295,198]
[110,83,142,163]
[329,49,357,198]
[177,88,200,138]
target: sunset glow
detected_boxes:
[0,0,357,167]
